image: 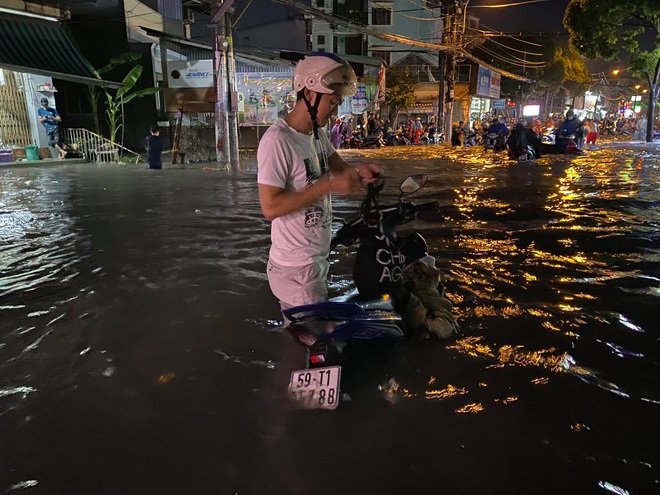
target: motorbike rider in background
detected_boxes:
[425,116,437,143]
[506,119,542,159]
[488,116,510,137]
[257,53,381,317]
[487,117,509,150]
[556,109,579,153]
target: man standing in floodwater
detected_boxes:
[256,53,381,316]
[145,125,163,169]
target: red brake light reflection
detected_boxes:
[310,354,326,364]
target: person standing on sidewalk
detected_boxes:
[37,97,67,159]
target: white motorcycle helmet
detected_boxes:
[293,52,358,97]
[293,53,358,138]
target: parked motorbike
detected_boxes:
[285,174,440,410]
[383,130,400,146]
[346,130,385,149]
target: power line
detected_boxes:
[476,43,545,68]
[470,0,554,8]
[485,37,544,56]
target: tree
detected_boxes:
[564,0,660,142]
[535,42,591,114]
[87,52,142,136]
[104,65,161,145]
[383,68,418,123]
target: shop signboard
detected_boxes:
[489,71,501,99]
[351,84,368,114]
[476,66,502,99]
[167,60,214,88]
[477,67,491,97]
[235,72,295,126]
[164,60,215,113]
[492,99,506,110]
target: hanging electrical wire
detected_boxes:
[476,43,546,68]
[469,0,554,9]
[468,24,545,47]
[484,37,544,57]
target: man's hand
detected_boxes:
[354,163,382,185]
[329,163,383,195]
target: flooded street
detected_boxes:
[1,143,659,494]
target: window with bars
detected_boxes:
[371,6,392,25]
[456,65,472,83]
[371,50,391,66]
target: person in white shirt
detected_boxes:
[257,53,381,316]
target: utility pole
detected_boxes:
[441,0,458,143]
[225,11,239,164]
[519,51,526,118]
[211,0,239,166]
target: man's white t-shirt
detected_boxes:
[257,119,336,267]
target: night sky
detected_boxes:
[469,0,571,34]
[244,1,575,45]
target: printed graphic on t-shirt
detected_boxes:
[304,206,323,228]
[303,151,330,231]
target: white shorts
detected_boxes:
[267,257,329,310]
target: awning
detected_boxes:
[0,14,122,88]
[140,26,214,52]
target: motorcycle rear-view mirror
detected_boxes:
[399,174,428,196]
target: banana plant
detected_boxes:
[87,52,143,136]
[104,65,161,145]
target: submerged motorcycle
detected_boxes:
[509,144,537,163]
[285,174,443,410]
[541,134,582,155]
[484,132,506,152]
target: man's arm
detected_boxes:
[259,154,381,222]
[258,179,333,221]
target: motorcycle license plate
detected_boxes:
[288,366,341,410]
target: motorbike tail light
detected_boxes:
[310,353,326,364]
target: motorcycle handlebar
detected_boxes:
[331,200,439,249]
[411,201,439,211]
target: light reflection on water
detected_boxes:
[1,144,659,494]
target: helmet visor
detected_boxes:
[320,63,357,96]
